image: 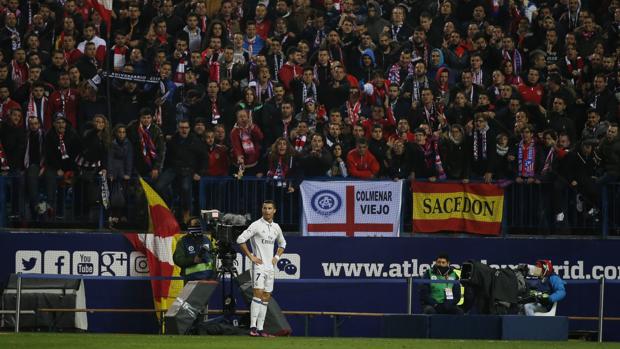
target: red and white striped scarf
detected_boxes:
[294,135,307,152]
[27,94,47,127]
[173,53,187,86]
[346,100,362,124]
[10,59,27,88]
[58,132,69,160]
[112,45,128,71]
[138,124,157,166]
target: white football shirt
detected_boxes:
[237,217,286,268]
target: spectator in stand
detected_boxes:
[49,72,79,129]
[230,109,264,176]
[77,23,107,66]
[511,124,543,185]
[277,47,303,92]
[346,137,379,179]
[43,113,81,215]
[127,107,166,183]
[75,114,110,221]
[297,133,332,178]
[471,114,496,183]
[368,124,390,177]
[582,109,610,140]
[595,123,620,184]
[410,127,443,182]
[266,137,296,192]
[440,124,470,182]
[0,84,21,121]
[387,138,414,180]
[157,119,207,222]
[23,81,52,131]
[204,128,230,177]
[0,107,25,177]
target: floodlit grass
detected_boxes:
[1,333,620,349]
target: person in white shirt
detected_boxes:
[237,200,286,337]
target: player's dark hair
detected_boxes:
[263,200,277,209]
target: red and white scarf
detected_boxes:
[210,98,220,124]
[237,125,257,157]
[173,53,187,86]
[112,45,128,71]
[294,135,307,152]
[27,94,47,127]
[58,132,69,160]
[10,59,27,88]
[138,124,157,166]
[346,100,362,124]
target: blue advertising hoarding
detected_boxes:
[0,232,618,339]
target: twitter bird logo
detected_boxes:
[15,251,41,273]
[22,257,37,271]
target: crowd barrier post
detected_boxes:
[598,277,605,343]
[15,272,22,333]
[407,277,413,315]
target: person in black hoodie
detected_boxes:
[23,116,45,217]
[44,113,81,215]
[440,124,471,182]
[296,133,332,178]
[368,124,389,177]
[75,114,110,221]
[156,119,207,221]
[387,138,414,179]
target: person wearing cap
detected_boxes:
[173,216,215,283]
[127,107,166,181]
[43,112,81,216]
[524,260,566,316]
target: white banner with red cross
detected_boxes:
[300,180,403,237]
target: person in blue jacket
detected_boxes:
[524,259,566,316]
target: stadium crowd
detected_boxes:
[0,0,618,223]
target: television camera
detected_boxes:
[200,209,251,274]
[200,209,251,316]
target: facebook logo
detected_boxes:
[44,251,71,275]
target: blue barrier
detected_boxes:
[1,176,619,235]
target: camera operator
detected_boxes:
[420,254,464,315]
[173,216,215,283]
[236,200,286,337]
[524,260,566,316]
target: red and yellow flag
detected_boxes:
[125,178,184,311]
[412,182,504,235]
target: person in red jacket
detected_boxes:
[346,138,380,179]
[230,109,264,176]
[277,47,303,92]
[517,68,544,105]
[49,72,79,129]
[205,128,230,176]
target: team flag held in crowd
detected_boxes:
[124,178,184,312]
[412,182,505,235]
[300,180,403,237]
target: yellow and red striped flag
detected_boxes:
[125,178,184,311]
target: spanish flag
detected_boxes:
[125,178,184,311]
[412,182,504,235]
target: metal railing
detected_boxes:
[10,273,615,342]
[0,176,618,236]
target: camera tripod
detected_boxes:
[214,248,240,317]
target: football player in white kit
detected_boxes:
[237,200,287,337]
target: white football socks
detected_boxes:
[256,301,269,331]
[250,297,262,329]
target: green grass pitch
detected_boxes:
[2,333,620,349]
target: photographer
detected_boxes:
[420,254,463,315]
[524,260,566,316]
[173,217,215,283]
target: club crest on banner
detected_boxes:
[311,190,342,217]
